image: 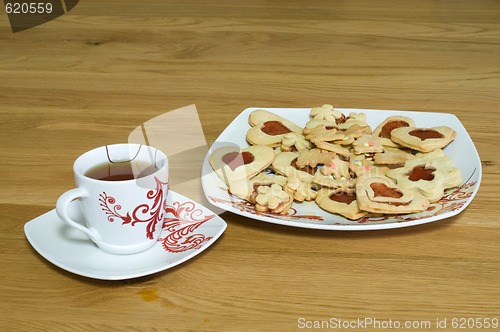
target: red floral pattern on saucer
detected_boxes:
[160,201,215,253]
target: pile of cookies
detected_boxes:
[209,105,462,219]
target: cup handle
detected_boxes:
[56,188,99,241]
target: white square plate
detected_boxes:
[201,107,481,230]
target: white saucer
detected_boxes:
[24,191,227,280]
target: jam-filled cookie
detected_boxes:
[386,155,462,202]
[247,110,303,146]
[390,126,456,152]
[372,116,416,148]
[356,176,430,214]
[316,187,367,220]
[209,145,275,185]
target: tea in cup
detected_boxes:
[56,144,168,254]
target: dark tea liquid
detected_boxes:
[85,160,158,181]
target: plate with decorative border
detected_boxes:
[201,107,481,230]
[24,190,227,280]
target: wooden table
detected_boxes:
[1,1,499,331]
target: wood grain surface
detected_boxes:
[1,1,499,331]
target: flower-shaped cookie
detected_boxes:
[280,132,314,152]
[284,176,317,202]
[310,104,345,123]
[255,184,293,214]
[386,155,462,202]
[229,171,288,201]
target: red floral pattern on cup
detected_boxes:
[98,177,168,239]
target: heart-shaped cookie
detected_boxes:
[209,145,275,186]
[246,110,303,146]
[316,187,367,220]
[390,126,456,152]
[372,116,416,148]
[356,176,430,214]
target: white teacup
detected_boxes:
[56,144,169,254]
